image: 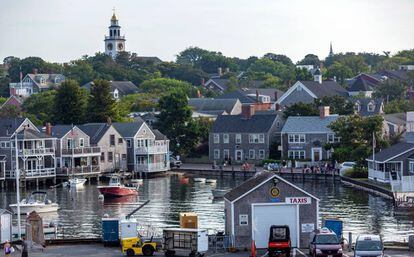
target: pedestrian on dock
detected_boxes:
[3,240,12,257]
[19,236,28,257]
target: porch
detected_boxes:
[57,156,100,176]
[135,153,169,173]
[61,147,101,156]
[56,165,100,176]
[367,161,401,183]
[391,175,414,192]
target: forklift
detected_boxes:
[121,200,157,256]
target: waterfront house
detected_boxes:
[280,106,340,162]
[9,71,65,97]
[114,120,170,173]
[0,118,56,181]
[79,122,127,173]
[224,172,319,249]
[47,124,101,178]
[275,69,348,108]
[209,105,283,164]
[383,112,406,139]
[82,81,139,101]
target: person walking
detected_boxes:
[4,240,12,257]
[20,237,28,257]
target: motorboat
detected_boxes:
[97,176,139,197]
[131,179,144,186]
[69,177,87,189]
[194,178,206,183]
[206,179,217,184]
[10,191,59,214]
[212,188,230,198]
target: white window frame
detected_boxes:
[327,133,341,143]
[223,134,229,144]
[79,138,84,147]
[258,150,265,159]
[248,149,255,159]
[236,134,242,144]
[213,134,220,144]
[0,141,10,148]
[367,103,375,112]
[409,161,414,173]
[126,139,132,148]
[214,149,220,159]
[259,134,265,143]
[288,150,306,159]
[288,134,305,143]
[67,138,73,149]
[224,149,230,159]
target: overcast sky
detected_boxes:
[1,0,413,63]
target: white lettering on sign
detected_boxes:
[285,197,311,204]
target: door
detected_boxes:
[235,150,243,162]
[1,214,11,242]
[252,204,298,248]
[311,148,322,162]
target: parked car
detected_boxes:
[339,162,356,176]
[309,227,343,257]
[353,234,385,257]
[268,225,291,257]
[170,156,182,168]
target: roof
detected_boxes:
[216,90,256,104]
[82,81,139,96]
[366,142,414,162]
[384,113,406,126]
[78,123,112,144]
[376,70,409,82]
[134,56,162,64]
[353,98,383,117]
[0,117,26,137]
[224,171,319,202]
[152,129,168,140]
[217,88,284,104]
[211,114,278,133]
[281,115,340,133]
[113,119,145,138]
[27,73,65,89]
[313,68,321,75]
[349,76,375,92]
[49,125,75,138]
[205,78,230,91]
[0,95,24,109]
[16,128,52,140]
[188,98,240,114]
[299,81,348,98]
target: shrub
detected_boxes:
[344,167,368,178]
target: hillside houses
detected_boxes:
[9,72,65,97]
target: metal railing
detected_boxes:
[56,165,100,176]
[61,147,101,156]
[6,168,56,178]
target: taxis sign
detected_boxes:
[285,197,311,204]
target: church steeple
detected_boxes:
[329,42,334,58]
[104,8,126,59]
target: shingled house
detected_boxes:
[82,80,139,100]
[188,98,242,117]
[9,72,65,97]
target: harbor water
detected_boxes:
[0,173,413,242]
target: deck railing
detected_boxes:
[56,165,100,176]
[61,147,101,156]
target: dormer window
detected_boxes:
[296,85,302,91]
[367,102,375,112]
[355,103,361,112]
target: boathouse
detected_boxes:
[224,172,319,249]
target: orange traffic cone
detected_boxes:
[251,240,256,257]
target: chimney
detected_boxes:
[217,67,222,77]
[274,91,278,101]
[45,122,52,136]
[314,69,322,84]
[201,78,205,86]
[275,103,281,111]
[32,68,38,75]
[106,117,112,125]
[319,106,330,119]
[256,90,259,103]
[225,67,230,73]
[241,104,255,119]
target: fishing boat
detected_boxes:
[69,177,87,189]
[10,191,59,214]
[212,188,230,198]
[97,175,139,197]
[194,178,206,183]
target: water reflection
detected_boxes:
[0,174,412,242]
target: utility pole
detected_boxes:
[15,134,22,239]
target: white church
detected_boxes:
[104,11,126,58]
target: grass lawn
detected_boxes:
[354,178,392,190]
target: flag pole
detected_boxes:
[15,133,22,239]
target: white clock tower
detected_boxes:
[104,9,126,59]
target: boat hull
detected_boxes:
[212,189,229,198]
[9,204,59,214]
[98,186,138,197]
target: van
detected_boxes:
[354,234,385,257]
[309,227,343,257]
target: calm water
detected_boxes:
[0,173,413,242]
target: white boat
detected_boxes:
[206,179,217,184]
[212,189,230,198]
[69,177,87,188]
[131,179,144,186]
[194,178,206,183]
[10,191,59,214]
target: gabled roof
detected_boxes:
[384,113,406,126]
[27,73,65,89]
[113,118,145,138]
[188,98,240,114]
[216,90,256,104]
[376,70,409,82]
[0,95,24,109]
[134,56,162,64]
[281,115,339,133]
[349,76,375,92]
[78,123,112,144]
[16,128,52,140]
[205,78,230,91]
[0,117,26,137]
[353,98,383,117]
[216,88,284,104]
[211,114,278,133]
[366,142,414,163]
[152,129,168,140]
[49,125,78,138]
[224,172,319,203]
[299,81,348,98]
[82,81,139,96]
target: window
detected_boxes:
[67,138,73,149]
[213,134,220,144]
[409,161,414,173]
[288,134,305,143]
[114,91,119,99]
[236,134,242,144]
[288,150,305,159]
[249,134,264,143]
[214,149,220,159]
[79,138,84,147]
[239,214,248,226]
[355,103,361,112]
[224,149,230,159]
[122,154,127,160]
[101,152,105,162]
[258,150,265,159]
[110,135,115,146]
[367,103,375,112]
[223,134,229,144]
[0,141,10,148]
[327,133,341,143]
[249,149,255,159]
[127,139,132,148]
[259,134,265,143]
[118,138,123,144]
[108,152,113,162]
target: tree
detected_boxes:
[0,77,10,97]
[294,68,312,81]
[297,54,320,66]
[326,62,353,85]
[373,80,405,103]
[87,79,119,122]
[23,90,56,124]
[64,59,96,85]
[155,90,200,155]
[54,80,88,124]
[224,76,238,93]
[140,78,197,96]
[316,96,354,115]
[283,102,318,118]
[384,100,414,114]
[263,53,293,66]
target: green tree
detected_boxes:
[54,80,88,124]
[373,80,405,103]
[326,62,353,85]
[64,59,96,85]
[297,54,320,66]
[23,91,56,124]
[263,53,294,66]
[384,100,414,114]
[283,102,318,118]
[87,79,119,122]
[140,78,197,96]
[0,77,10,97]
[316,96,354,115]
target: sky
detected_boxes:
[0,0,413,63]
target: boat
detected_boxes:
[212,189,230,198]
[194,178,206,183]
[69,177,87,189]
[97,175,139,197]
[206,179,217,184]
[10,191,59,214]
[13,223,57,239]
[131,179,144,186]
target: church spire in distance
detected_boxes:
[329,41,334,57]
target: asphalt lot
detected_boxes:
[6,244,413,257]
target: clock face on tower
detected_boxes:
[107,43,113,50]
[118,43,124,51]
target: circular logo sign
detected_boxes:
[269,186,280,198]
